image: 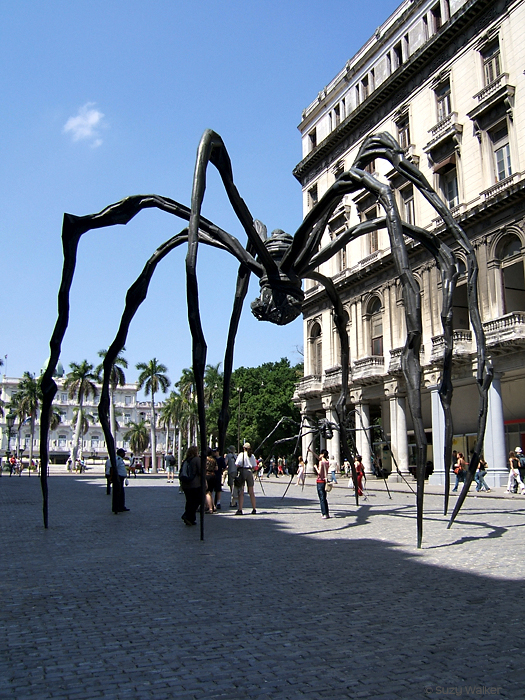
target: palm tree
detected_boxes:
[64,360,98,464]
[136,359,170,473]
[16,372,41,474]
[176,367,198,449]
[159,390,184,457]
[124,420,150,457]
[96,348,128,438]
[49,408,62,432]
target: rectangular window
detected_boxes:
[124,413,131,425]
[431,2,442,33]
[361,76,369,101]
[490,122,512,181]
[483,41,501,85]
[435,80,451,121]
[397,118,411,150]
[308,129,317,151]
[442,169,459,208]
[393,42,403,70]
[58,435,67,447]
[125,395,132,405]
[371,317,383,356]
[333,103,341,127]
[364,159,376,175]
[61,393,68,403]
[308,184,319,208]
[401,186,415,224]
[91,435,100,449]
[369,230,379,254]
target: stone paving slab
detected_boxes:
[1,474,525,699]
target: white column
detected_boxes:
[357,403,372,473]
[302,414,317,474]
[484,375,507,487]
[327,406,341,469]
[389,395,409,476]
[429,387,446,485]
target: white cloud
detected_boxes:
[63,102,106,147]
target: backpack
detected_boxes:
[178,459,195,486]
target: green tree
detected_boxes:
[96,348,128,438]
[64,360,99,464]
[124,420,150,457]
[226,359,303,455]
[136,359,170,473]
[204,363,224,447]
[16,372,42,473]
[159,391,184,455]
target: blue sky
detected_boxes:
[0,0,400,391]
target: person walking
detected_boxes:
[234,442,257,515]
[309,447,330,519]
[475,457,490,492]
[106,448,129,513]
[328,455,338,484]
[354,455,365,496]
[452,452,467,492]
[165,450,176,483]
[296,456,306,486]
[179,446,201,526]
[505,451,525,494]
[225,445,238,508]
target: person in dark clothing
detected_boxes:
[180,446,201,526]
[213,447,226,510]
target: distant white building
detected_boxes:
[0,367,167,467]
[294,0,525,486]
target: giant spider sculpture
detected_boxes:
[39,130,492,547]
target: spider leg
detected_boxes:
[354,133,492,528]
[306,270,360,505]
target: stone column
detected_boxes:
[429,387,446,485]
[356,403,372,473]
[302,413,317,475]
[483,375,507,487]
[389,395,409,477]
[327,405,341,469]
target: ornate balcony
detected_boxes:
[352,356,385,384]
[467,73,515,125]
[323,366,343,392]
[424,112,463,153]
[430,330,473,363]
[483,312,525,353]
[294,374,323,400]
[388,346,425,374]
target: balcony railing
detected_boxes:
[483,312,525,348]
[430,330,473,363]
[352,356,385,383]
[294,374,323,400]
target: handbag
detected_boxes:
[325,481,333,493]
[234,467,245,488]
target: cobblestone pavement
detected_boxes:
[1,473,525,699]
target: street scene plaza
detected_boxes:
[1,471,524,699]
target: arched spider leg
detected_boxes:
[40,192,264,527]
[187,130,282,528]
[354,133,492,526]
[306,270,361,506]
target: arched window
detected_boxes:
[368,298,383,356]
[496,234,525,313]
[310,322,322,376]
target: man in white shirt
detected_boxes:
[234,442,257,515]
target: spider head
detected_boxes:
[250,229,304,326]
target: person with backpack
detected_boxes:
[179,446,201,526]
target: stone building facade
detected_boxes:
[294,0,525,486]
